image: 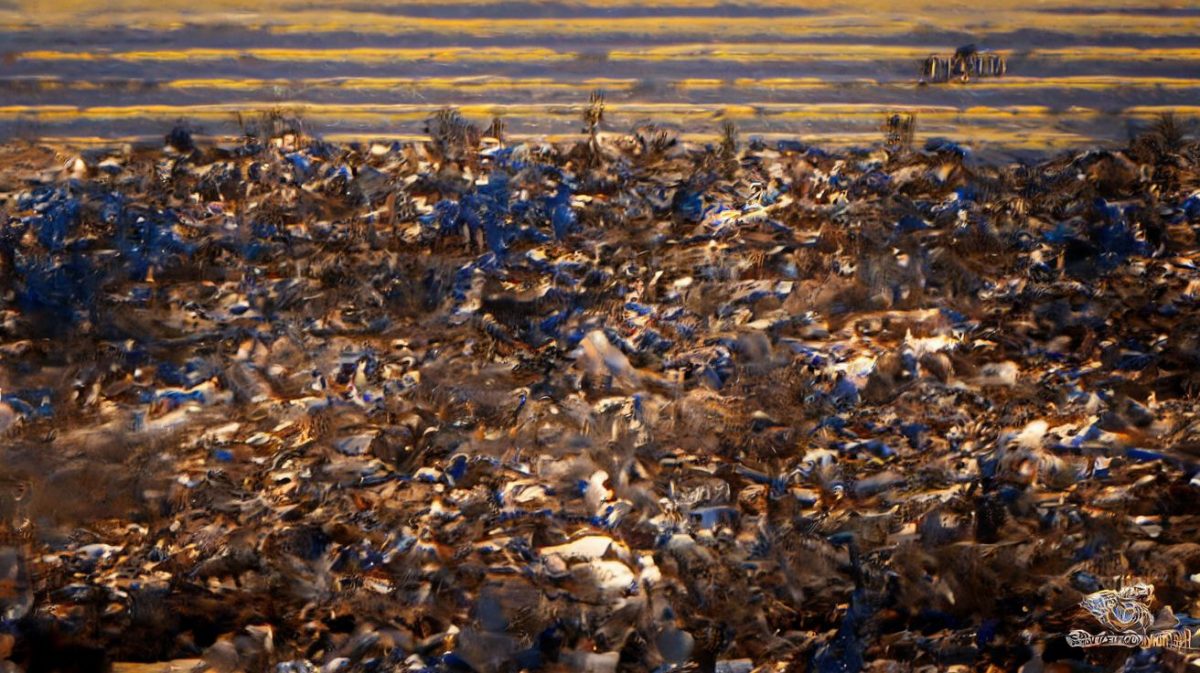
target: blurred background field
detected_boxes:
[2,0,1200,155]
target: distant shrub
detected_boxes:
[238,107,307,147]
[426,108,481,162]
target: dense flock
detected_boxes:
[2,113,1200,672]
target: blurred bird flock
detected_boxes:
[4,1,1200,672]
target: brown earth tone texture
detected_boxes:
[3,117,1200,672]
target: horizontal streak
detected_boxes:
[609,43,985,61]
[932,75,1200,89]
[7,75,1200,93]
[612,44,1200,62]
[0,75,624,91]
[3,13,1199,37]
[7,0,1187,11]
[7,128,1107,152]
[0,102,1178,123]
[11,47,576,63]
[724,76,1200,90]
[731,75,1200,89]
[1030,46,1200,61]
[15,44,1200,67]
[156,76,637,91]
[1124,105,1200,115]
[323,130,1099,150]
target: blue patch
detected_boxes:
[896,215,929,232]
[776,140,808,153]
[830,378,860,408]
[1126,448,1166,463]
[1183,194,1200,221]
[446,454,469,483]
[672,188,705,223]
[976,618,999,646]
[900,423,929,449]
[863,439,895,459]
[1043,221,1076,244]
[924,137,968,158]
[812,588,869,673]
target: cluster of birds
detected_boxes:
[1,112,1200,673]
